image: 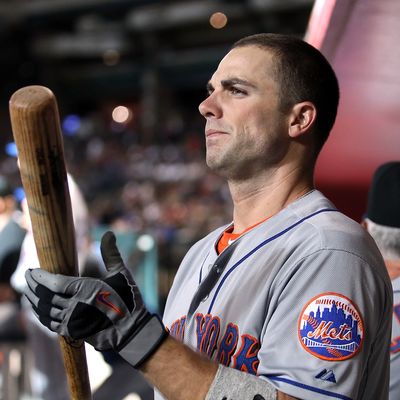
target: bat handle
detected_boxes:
[59,337,92,400]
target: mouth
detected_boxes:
[205,129,228,138]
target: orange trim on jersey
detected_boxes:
[217,216,270,254]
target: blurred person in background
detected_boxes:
[0,175,26,339]
[24,33,392,400]
[362,161,400,400]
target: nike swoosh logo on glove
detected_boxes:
[96,291,125,317]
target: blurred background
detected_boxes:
[0,0,398,399]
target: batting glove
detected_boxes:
[24,230,167,368]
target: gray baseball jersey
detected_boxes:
[390,276,400,400]
[156,190,392,400]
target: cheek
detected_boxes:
[230,102,283,141]
[241,113,270,140]
[233,107,261,135]
[243,114,286,153]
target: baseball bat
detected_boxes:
[9,85,92,400]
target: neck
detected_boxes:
[228,165,314,233]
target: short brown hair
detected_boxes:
[233,33,340,152]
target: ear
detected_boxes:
[288,102,316,139]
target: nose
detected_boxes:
[198,92,222,119]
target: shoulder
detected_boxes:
[286,190,382,262]
[261,190,390,289]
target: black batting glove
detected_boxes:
[25,231,167,368]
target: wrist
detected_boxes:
[118,314,168,368]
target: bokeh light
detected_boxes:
[5,142,18,157]
[112,106,132,124]
[137,234,155,252]
[14,187,25,202]
[209,12,228,29]
[62,115,81,136]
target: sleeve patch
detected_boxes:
[298,292,364,361]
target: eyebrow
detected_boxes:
[206,78,257,92]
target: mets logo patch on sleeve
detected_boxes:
[298,292,364,361]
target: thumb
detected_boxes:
[100,231,125,273]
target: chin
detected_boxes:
[206,159,231,178]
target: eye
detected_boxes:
[229,86,246,95]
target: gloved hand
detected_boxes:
[25,230,167,368]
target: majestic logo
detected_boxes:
[298,292,364,361]
[96,291,125,317]
[315,369,337,383]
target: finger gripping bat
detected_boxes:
[9,85,92,400]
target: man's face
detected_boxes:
[198,45,290,181]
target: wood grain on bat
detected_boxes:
[9,85,92,400]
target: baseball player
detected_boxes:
[362,161,400,400]
[24,33,392,400]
